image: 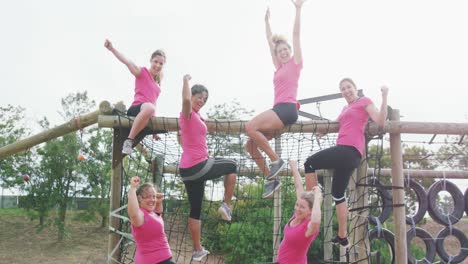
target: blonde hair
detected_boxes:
[339,78,357,89]
[300,191,315,209]
[150,50,166,85]
[271,34,291,55]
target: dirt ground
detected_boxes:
[1,209,466,264]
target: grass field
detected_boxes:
[0,208,466,263]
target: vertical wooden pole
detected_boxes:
[323,170,333,261]
[348,152,370,263]
[272,137,282,262]
[389,109,407,264]
[107,128,125,263]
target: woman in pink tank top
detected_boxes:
[303,78,389,248]
[245,0,306,199]
[105,39,166,155]
[128,176,174,264]
[276,160,322,264]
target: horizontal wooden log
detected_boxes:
[159,165,468,179]
[98,115,468,135]
[0,101,114,159]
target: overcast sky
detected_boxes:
[1,0,467,193]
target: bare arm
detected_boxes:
[289,160,304,200]
[265,8,279,69]
[291,0,306,64]
[365,86,389,126]
[128,176,144,227]
[181,74,192,119]
[104,39,141,77]
[155,193,164,214]
[306,186,322,237]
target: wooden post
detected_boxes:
[323,170,333,262]
[272,137,282,262]
[348,152,370,263]
[107,128,126,263]
[389,109,407,264]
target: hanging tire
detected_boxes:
[406,227,436,264]
[427,180,465,225]
[435,227,468,263]
[464,188,468,217]
[367,178,393,225]
[405,179,428,225]
[369,228,395,264]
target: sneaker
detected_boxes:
[192,247,210,262]
[262,178,282,199]
[218,202,232,222]
[331,235,350,248]
[266,159,286,180]
[122,138,134,155]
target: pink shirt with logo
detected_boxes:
[277,214,319,264]
[179,111,209,168]
[336,97,373,155]
[131,209,172,264]
[131,67,161,108]
[273,58,303,107]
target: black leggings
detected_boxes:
[158,258,176,264]
[180,158,237,220]
[304,145,361,204]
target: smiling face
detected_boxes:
[149,55,165,77]
[137,186,158,211]
[294,198,312,221]
[191,91,208,112]
[275,42,292,65]
[339,79,359,104]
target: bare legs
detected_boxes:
[223,173,236,206]
[128,103,155,139]
[244,109,284,176]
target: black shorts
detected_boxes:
[272,103,298,126]
[127,103,142,117]
[158,258,176,264]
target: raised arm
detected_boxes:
[127,176,144,227]
[155,192,164,214]
[104,39,141,77]
[289,160,304,200]
[265,8,279,69]
[365,86,389,126]
[305,186,322,237]
[291,0,305,64]
[181,74,192,119]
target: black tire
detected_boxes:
[464,187,468,217]
[405,179,428,225]
[369,228,395,264]
[427,180,465,225]
[407,227,436,264]
[367,178,393,225]
[435,227,468,263]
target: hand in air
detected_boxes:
[183,74,191,83]
[265,8,270,22]
[290,0,306,8]
[104,39,113,50]
[381,86,389,98]
[130,176,140,188]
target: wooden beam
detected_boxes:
[0,101,114,159]
[389,109,407,263]
[98,115,468,136]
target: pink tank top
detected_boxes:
[131,209,172,264]
[277,214,319,264]
[179,111,209,168]
[131,67,161,108]
[273,58,303,107]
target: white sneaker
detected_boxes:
[192,247,210,262]
[218,202,232,222]
[122,138,134,155]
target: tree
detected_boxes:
[0,105,33,191]
[76,127,112,227]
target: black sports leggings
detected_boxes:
[180,158,237,220]
[304,145,361,204]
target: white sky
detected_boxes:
[0,0,467,194]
